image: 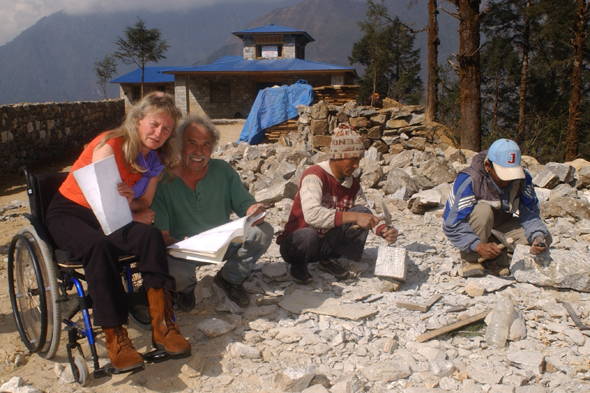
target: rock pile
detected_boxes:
[2,100,590,392]
[296,98,453,156]
[201,99,590,392]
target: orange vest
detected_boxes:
[59,133,141,208]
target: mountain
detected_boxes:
[0,0,457,105]
[206,0,458,79]
[0,1,297,104]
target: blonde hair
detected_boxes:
[100,92,182,173]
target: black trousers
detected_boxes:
[46,192,174,327]
[280,205,371,266]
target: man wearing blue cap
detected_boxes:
[442,138,551,277]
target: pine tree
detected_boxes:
[114,18,169,99]
[565,0,589,160]
[350,0,422,105]
[94,55,118,99]
[446,0,483,151]
[426,0,440,123]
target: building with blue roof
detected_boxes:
[112,24,356,118]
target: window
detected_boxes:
[256,45,282,59]
[210,81,231,103]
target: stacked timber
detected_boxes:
[263,119,299,143]
[313,85,359,106]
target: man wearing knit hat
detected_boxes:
[443,138,551,277]
[278,124,399,283]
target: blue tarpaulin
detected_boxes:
[239,81,314,144]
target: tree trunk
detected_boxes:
[517,0,531,146]
[456,0,482,151]
[140,64,145,99]
[426,0,440,123]
[565,0,588,160]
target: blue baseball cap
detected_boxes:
[486,138,525,181]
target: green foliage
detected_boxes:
[94,55,118,99]
[480,0,590,161]
[437,64,461,140]
[113,18,169,90]
[349,0,422,105]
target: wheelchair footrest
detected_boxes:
[143,349,169,363]
[93,368,110,379]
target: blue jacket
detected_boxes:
[442,153,550,252]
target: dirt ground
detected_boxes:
[0,120,245,392]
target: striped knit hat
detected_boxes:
[330,124,365,159]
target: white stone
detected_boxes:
[180,363,201,378]
[486,294,518,348]
[0,376,23,392]
[511,245,590,292]
[279,289,378,320]
[515,386,547,393]
[469,276,514,293]
[302,385,330,393]
[359,359,411,382]
[54,362,75,384]
[274,365,316,392]
[490,385,515,393]
[197,317,235,337]
[329,380,353,393]
[227,342,261,359]
[563,328,586,346]
[507,350,545,374]
[466,360,503,384]
[374,246,407,281]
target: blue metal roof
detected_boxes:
[233,24,314,42]
[163,56,354,74]
[110,66,180,84]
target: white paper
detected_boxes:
[73,155,132,235]
[171,216,248,255]
[168,210,266,263]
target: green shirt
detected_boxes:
[152,159,256,241]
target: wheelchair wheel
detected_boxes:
[68,346,89,386]
[8,232,48,353]
[8,227,61,358]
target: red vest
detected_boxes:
[280,164,360,240]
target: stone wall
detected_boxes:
[0,99,125,173]
[296,98,455,155]
[183,74,340,118]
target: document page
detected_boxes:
[170,216,248,255]
[73,155,132,235]
[168,210,266,260]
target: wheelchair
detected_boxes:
[6,169,155,385]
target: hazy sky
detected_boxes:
[0,0,281,46]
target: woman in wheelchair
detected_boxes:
[45,92,191,373]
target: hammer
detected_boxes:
[476,229,514,263]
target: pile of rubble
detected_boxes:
[201,100,590,392]
[2,100,590,392]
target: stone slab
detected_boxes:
[374,246,407,281]
[510,244,590,292]
[279,289,378,321]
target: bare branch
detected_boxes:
[441,7,460,19]
[447,57,459,73]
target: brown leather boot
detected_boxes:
[103,326,144,373]
[147,288,191,358]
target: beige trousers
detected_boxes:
[461,202,527,262]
